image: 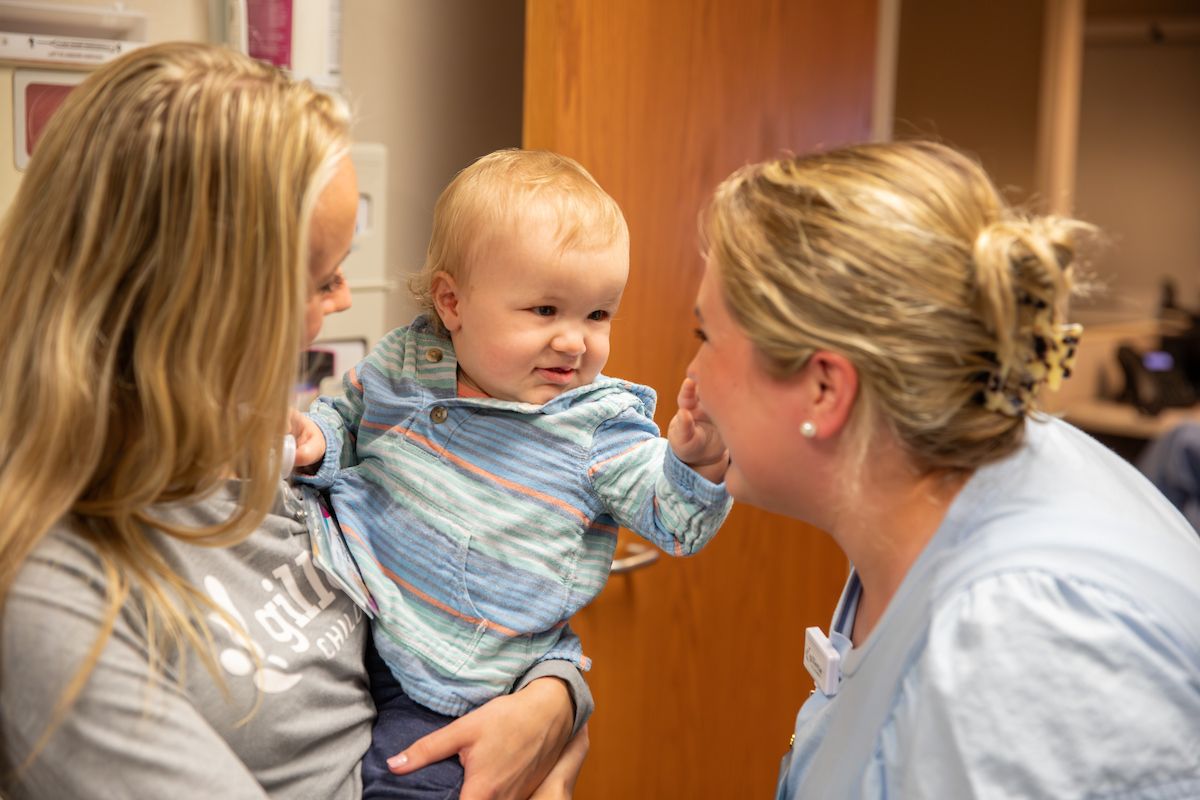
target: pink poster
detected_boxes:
[247,0,293,69]
[24,82,76,159]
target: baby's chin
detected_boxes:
[516,379,596,405]
[518,386,575,405]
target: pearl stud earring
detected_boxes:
[800,420,817,438]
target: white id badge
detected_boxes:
[804,626,842,696]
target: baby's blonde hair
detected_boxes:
[705,140,1092,479]
[0,41,349,761]
[411,149,628,331]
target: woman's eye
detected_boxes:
[693,327,708,343]
[588,310,610,322]
[320,271,346,295]
[532,306,556,317]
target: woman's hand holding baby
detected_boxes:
[667,377,729,484]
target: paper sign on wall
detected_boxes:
[13,68,85,170]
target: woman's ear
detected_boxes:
[803,351,859,438]
[431,271,463,332]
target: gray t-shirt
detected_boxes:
[3,482,374,798]
[2,482,591,798]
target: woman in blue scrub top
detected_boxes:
[687,140,1200,798]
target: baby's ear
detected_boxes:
[431,271,463,332]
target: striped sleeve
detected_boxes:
[587,407,731,555]
[304,364,368,489]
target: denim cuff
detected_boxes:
[664,446,731,509]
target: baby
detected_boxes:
[294,149,731,796]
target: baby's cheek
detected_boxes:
[590,337,611,367]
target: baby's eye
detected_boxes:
[693,327,708,343]
[588,310,611,322]
[532,306,556,317]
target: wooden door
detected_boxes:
[524,2,878,796]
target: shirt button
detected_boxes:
[426,347,444,363]
[430,405,449,423]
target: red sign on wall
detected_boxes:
[14,69,86,170]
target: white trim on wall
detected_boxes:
[1035,0,1085,216]
[872,0,901,142]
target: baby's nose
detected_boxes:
[552,328,586,355]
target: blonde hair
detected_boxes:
[0,41,349,756]
[705,140,1093,478]
[411,148,628,331]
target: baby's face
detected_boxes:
[447,222,629,404]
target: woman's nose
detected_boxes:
[323,282,352,316]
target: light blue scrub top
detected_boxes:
[776,417,1200,799]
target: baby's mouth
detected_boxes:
[538,366,577,384]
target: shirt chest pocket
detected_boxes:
[396,408,581,667]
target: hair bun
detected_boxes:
[971,216,1087,417]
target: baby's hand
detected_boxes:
[290,409,328,471]
[666,377,728,484]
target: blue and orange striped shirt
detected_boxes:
[303,316,732,716]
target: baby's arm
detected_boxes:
[290,409,328,471]
[590,398,732,556]
[294,364,368,486]
[666,376,729,484]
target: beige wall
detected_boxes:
[0,66,12,211]
[0,0,208,208]
[341,0,523,330]
[1,1,524,335]
[892,0,1045,204]
[1075,36,1200,319]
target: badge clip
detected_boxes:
[803,626,841,697]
